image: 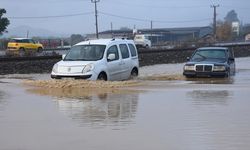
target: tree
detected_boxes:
[120,27,131,31]
[0,8,10,35]
[216,20,232,41]
[70,34,84,45]
[224,10,239,23]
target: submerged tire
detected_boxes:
[130,68,138,79]
[97,72,107,81]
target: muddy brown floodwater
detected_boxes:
[0,57,250,150]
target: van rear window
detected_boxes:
[128,44,137,57]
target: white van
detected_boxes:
[51,39,139,81]
[134,34,152,48]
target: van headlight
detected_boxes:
[184,65,195,71]
[82,64,94,73]
[213,65,226,71]
[52,64,58,73]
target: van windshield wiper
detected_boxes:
[74,59,89,61]
[64,58,89,61]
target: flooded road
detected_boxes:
[0,57,250,150]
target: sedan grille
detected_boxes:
[195,65,213,72]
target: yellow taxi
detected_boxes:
[7,38,44,56]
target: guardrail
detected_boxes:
[0,55,61,62]
[1,43,250,74]
[43,47,70,51]
[1,42,250,62]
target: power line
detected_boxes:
[221,5,250,10]
[8,12,94,19]
[154,18,212,23]
[99,11,211,24]
[104,0,208,9]
[99,11,150,22]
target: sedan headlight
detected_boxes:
[52,64,58,73]
[82,63,94,73]
[213,65,226,71]
[184,65,195,71]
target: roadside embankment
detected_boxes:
[1,45,250,74]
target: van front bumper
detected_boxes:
[51,74,92,79]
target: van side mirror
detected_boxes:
[107,53,116,61]
[62,54,66,60]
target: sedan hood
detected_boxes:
[187,58,226,65]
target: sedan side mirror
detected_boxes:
[62,54,66,60]
[229,57,235,61]
[107,53,116,61]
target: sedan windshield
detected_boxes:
[192,49,226,61]
[64,45,106,61]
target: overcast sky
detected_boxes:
[1,0,250,35]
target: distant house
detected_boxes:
[86,26,213,45]
[245,33,250,41]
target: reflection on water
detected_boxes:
[186,77,235,84]
[29,88,140,129]
[0,91,6,113]
[187,90,232,106]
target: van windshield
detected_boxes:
[64,45,106,61]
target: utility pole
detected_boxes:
[26,30,29,38]
[211,4,219,40]
[91,0,100,39]
[110,22,113,38]
[150,21,153,36]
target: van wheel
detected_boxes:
[19,48,25,57]
[97,72,107,81]
[130,68,138,79]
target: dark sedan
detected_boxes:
[183,47,236,78]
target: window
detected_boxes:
[29,39,36,44]
[192,49,226,60]
[128,44,137,57]
[64,45,106,61]
[107,45,119,61]
[119,44,129,59]
[22,39,30,43]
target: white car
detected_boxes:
[134,34,152,48]
[51,39,139,81]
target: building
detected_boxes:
[86,26,213,45]
[245,33,250,41]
